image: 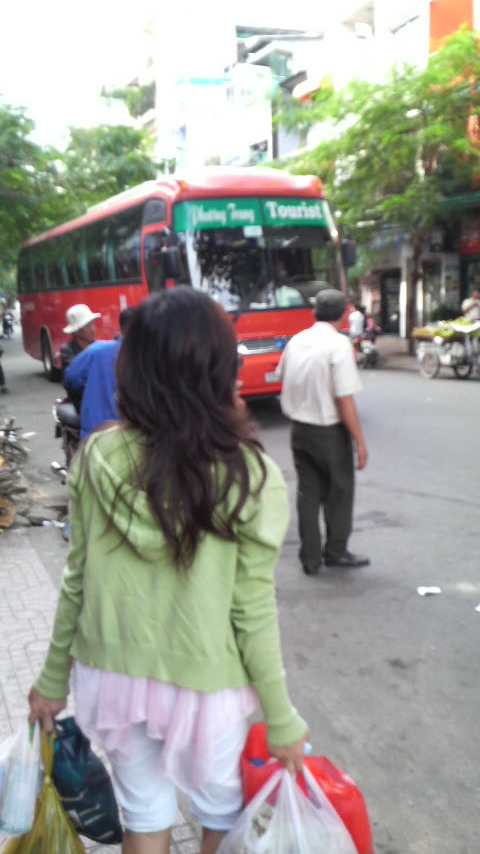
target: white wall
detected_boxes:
[474,0,480,27]
[149,2,237,164]
[374,0,430,74]
[220,65,273,165]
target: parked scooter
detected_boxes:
[354,334,379,368]
[2,312,14,339]
[51,398,80,484]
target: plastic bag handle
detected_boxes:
[299,765,359,854]
[243,766,358,850]
[242,767,284,812]
[41,730,55,776]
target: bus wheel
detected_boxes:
[41,333,61,382]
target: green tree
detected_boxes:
[102,81,156,119]
[0,109,161,295]
[0,103,66,293]
[277,27,480,344]
[60,124,160,211]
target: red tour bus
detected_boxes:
[18,166,355,394]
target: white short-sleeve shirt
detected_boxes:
[348,309,365,338]
[279,322,362,426]
[461,297,480,321]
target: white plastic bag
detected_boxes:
[218,765,359,854]
[0,721,41,835]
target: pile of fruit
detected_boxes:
[413,317,476,339]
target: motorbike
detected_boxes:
[51,398,80,484]
[354,334,379,369]
[416,319,480,379]
[2,312,14,338]
[0,417,29,466]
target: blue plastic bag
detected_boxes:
[52,717,123,844]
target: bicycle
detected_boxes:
[0,417,30,466]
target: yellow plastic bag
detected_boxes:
[2,731,85,854]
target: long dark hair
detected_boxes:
[115,287,265,568]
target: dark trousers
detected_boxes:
[291,420,354,569]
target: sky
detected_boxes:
[0,0,346,149]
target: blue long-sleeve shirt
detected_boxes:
[64,340,121,438]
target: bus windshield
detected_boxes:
[173,197,341,312]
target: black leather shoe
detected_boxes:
[325,551,369,568]
[302,564,321,576]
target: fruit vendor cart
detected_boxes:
[413,318,480,379]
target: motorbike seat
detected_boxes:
[57,402,81,428]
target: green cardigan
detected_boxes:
[36,427,306,746]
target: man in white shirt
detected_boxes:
[461,289,480,321]
[279,289,369,575]
[348,304,366,339]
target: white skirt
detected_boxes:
[72,660,258,792]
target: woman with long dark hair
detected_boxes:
[28,287,307,854]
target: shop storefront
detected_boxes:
[460,218,480,301]
[359,228,461,334]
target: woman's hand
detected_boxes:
[28,686,67,732]
[267,733,308,775]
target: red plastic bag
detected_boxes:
[241,723,375,854]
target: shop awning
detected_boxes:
[439,190,480,211]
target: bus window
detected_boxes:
[175,233,191,286]
[265,226,340,303]
[143,199,167,225]
[111,209,142,281]
[64,232,87,286]
[18,251,33,293]
[85,222,110,283]
[33,246,48,292]
[106,241,116,281]
[46,240,67,290]
[144,233,165,292]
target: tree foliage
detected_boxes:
[276,26,480,334]
[102,81,156,119]
[59,124,160,210]
[0,105,65,290]
[0,107,160,294]
[280,27,480,230]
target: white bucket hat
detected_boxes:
[63,304,101,334]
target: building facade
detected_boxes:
[123,1,479,334]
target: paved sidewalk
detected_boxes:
[376,335,418,372]
[0,529,200,854]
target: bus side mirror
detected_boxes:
[163,246,180,279]
[341,239,357,268]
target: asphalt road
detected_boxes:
[1,328,479,854]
